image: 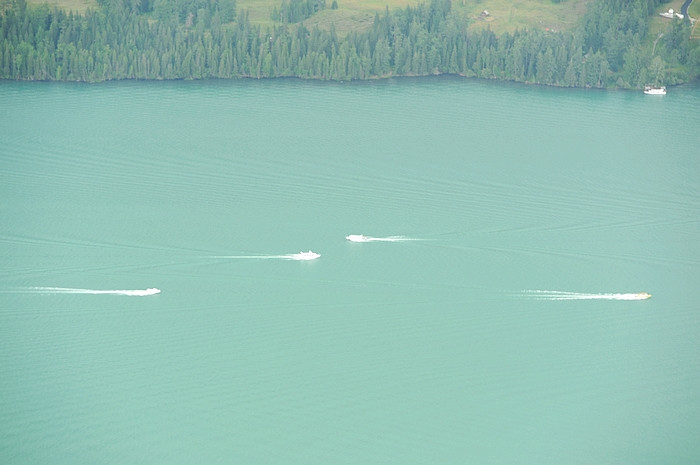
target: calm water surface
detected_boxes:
[1,77,699,464]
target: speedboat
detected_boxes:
[144,288,161,295]
[644,85,666,95]
[290,251,320,260]
[636,292,652,299]
[346,234,370,242]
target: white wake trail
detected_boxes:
[28,287,161,296]
[210,255,293,259]
[521,290,651,301]
[371,236,418,242]
[210,251,320,261]
[346,234,421,243]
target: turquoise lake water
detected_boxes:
[1,77,699,464]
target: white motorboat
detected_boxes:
[346,234,370,242]
[644,85,666,95]
[290,251,320,260]
[121,288,161,296]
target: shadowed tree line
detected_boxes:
[1,0,697,86]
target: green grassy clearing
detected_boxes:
[451,0,588,35]
[690,0,700,18]
[295,0,588,36]
[688,1,700,40]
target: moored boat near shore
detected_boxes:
[644,85,666,95]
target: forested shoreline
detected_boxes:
[1,0,698,87]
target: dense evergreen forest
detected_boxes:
[1,0,698,87]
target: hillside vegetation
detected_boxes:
[5,0,699,86]
[27,0,589,34]
[27,0,97,13]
